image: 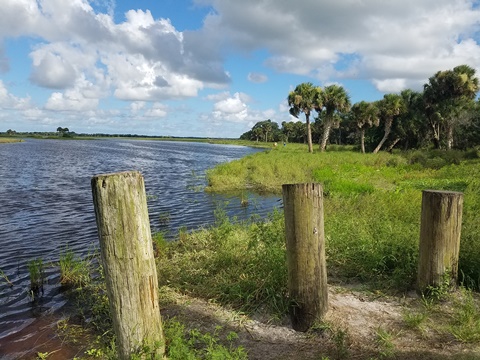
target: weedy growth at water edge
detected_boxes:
[28,258,45,299]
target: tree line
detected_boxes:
[240,65,480,152]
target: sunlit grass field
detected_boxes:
[170,144,480,300]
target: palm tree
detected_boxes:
[350,101,380,153]
[373,94,404,154]
[318,85,351,152]
[252,126,263,142]
[424,64,479,149]
[262,120,273,142]
[388,89,425,151]
[288,82,322,153]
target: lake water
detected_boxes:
[0,138,280,344]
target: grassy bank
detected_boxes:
[205,145,480,290]
[0,137,23,143]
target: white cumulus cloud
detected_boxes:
[199,0,480,92]
[0,80,32,109]
[212,92,249,122]
[45,88,99,111]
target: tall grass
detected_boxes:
[59,248,91,288]
[206,144,318,193]
[156,209,289,317]
[205,146,480,291]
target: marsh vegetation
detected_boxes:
[29,144,477,359]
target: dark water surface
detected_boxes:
[0,139,280,346]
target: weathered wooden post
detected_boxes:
[91,171,164,359]
[417,190,464,294]
[282,183,328,332]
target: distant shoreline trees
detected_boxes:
[240,64,480,152]
[55,127,80,138]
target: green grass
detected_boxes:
[157,209,289,317]
[59,248,91,288]
[164,321,247,360]
[448,289,480,343]
[205,146,480,291]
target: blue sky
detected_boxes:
[1,0,480,138]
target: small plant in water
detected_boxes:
[0,268,13,287]
[158,212,171,225]
[28,258,44,299]
[240,192,249,207]
[59,249,91,288]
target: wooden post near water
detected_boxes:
[91,171,165,359]
[417,190,464,293]
[282,183,328,332]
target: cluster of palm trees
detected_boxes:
[287,83,351,153]
[282,64,479,153]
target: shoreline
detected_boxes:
[0,138,23,143]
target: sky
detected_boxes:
[1,0,480,138]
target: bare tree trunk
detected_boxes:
[430,120,441,149]
[91,171,165,359]
[360,129,365,154]
[446,125,454,150]
[320,120,332,152]
[386,137,400,152]
[417,190,463,294]
[306,114,313,153]
[282,183,328,331]
[373,118,392,154]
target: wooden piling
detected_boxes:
[282,183,328,332]
[417,190,464,293]
[91,171,164,359]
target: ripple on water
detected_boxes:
[0,139,281,349]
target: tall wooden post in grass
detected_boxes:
[417,190,464,293]
[282,183,328,332]
[91,171,164,359]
